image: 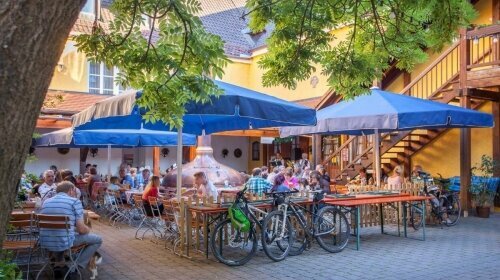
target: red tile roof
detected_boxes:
[43,90,113,115]
[294,97,322,109]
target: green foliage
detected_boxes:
[470,155,499,207]
[74,0,228,128]
[246,0,477,98]
[0,251,22,280]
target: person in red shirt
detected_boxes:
[142,176,163,216]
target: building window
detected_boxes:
[252,141,260,161]
[89,62,128,95]
[81,0,95,15]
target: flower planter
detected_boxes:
[476,206,490,218]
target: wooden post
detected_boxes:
[153,147,160,176]
[493,102,500,178]
[312,135,322,168]
[459,28,471,217]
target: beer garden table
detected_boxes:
[326,194,430,250]
[184,192,428,257]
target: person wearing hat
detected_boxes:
[387,165,404,188]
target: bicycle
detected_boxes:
[261,190,350,261]
[410,172,461,229]
[209,187,292,266]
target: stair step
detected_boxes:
[411,129,430,135]
[382,152,399,159]
[381,158,392,164]
[387,147,406,153]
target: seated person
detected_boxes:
[270,174,291,193]
[284,167,299,189]
[118,168,135,189]
[105,176,126,204]
[387,165,404,188]
[246,168,272,195]
[39,181,102,273]
[261,166,269,180]
[309,171,331,194]
[357,167,373,185]
[194,171,218,202]
[298,178,310,192]
[142,176,164,216]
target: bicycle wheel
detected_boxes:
[261,210,292,262]
[210,218,257,266]
[315,206,349,253]
[444,194,461,226]
[410,203,424,230]
[284,215,307,256]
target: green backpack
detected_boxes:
[228,205,250,232]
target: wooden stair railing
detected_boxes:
[328,25,500,183]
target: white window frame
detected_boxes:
[88,61,124,95]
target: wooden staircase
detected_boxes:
[324,25,500,184]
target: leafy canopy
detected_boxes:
[246,0,477,98]
[75,0,228,128]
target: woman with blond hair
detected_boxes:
[142,176,163,216]
[387,165,404,189]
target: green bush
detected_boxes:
[0,251,22,280]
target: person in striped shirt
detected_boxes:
[39,181,102,271]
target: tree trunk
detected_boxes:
[0,0,85,247]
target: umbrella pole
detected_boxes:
[107,144,111,179]
[374,129,381,188]
[176,127,183,199]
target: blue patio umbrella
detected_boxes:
[36,127,196,175]
[280,87,494,185]
[36,127,197,147]
[71,80,317,196]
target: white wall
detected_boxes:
[25,136,250,176]
[144,147,179,173]
[25,147,81,176]
[211,136,249,173]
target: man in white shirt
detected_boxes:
[194,171,218,202]
[267,166,279,185]
[38,170,57,199]
[298,153,310,170]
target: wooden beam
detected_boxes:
[466,24,500,37]
[494,0,500,23]
[460,93,472,216]
[312,135,322,168]
[494,101,500,177]
[213,129,279,137]
[468,89,500,102]
[459,28,470,90]
[36,118,71,129]
[153,147,160,176]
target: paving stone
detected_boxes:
[86,213,500,280]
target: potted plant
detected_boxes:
[470,155,498,218]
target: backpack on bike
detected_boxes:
[228,205,250,232]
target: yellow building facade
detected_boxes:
[46,0,498,177]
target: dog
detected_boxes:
[88,251,102,280]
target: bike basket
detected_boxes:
[228,205,250,232]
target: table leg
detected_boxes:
[204,214,209,259]
[422,200,426,241]
[356,206,360,251]
[379,204,384,234]
[403,202,407,238]
[397,202,400,237]
[186,209,192,257]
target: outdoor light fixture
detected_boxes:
[493,35,498,43]
[473,36,479,45]
[57,63,65,72]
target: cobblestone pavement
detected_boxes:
[93,213,500,280]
